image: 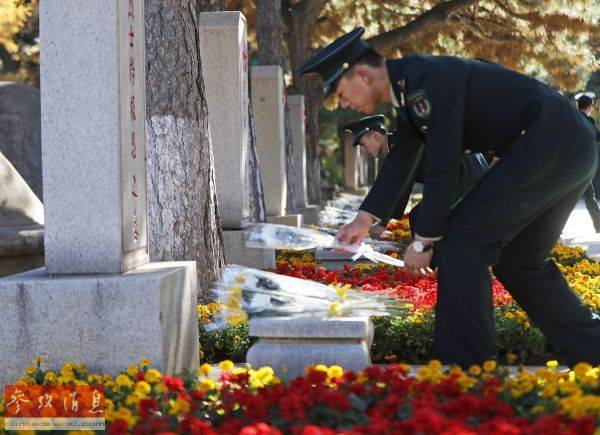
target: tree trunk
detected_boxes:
[256,0,283,66]
[257,0,297,213]
[145,0,225,300]
[284,0,328,206]
[195,0,225,14]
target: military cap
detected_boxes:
[575,91,596,106]
[298,27,373,95]
[343,115,387,147]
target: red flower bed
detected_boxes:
[108,364,597,435]
[275,262,513,311]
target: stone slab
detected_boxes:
[247,340,371,379]
[0,82,42,200]
[0,227,44,258]
[251,66,287,216]
[266,214,303,227]
[0,151,44,228]
[40,0,149,274]
[297,205,320,226]
[249,316,373,339]
[0,261,199,386]
[198,12,251,229]
[0,254,44,279]
[223,230,275,269]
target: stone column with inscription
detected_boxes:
[251,66,302,227]
[286,95,319,225]
[198,11,275,269]
[0,0,199,386]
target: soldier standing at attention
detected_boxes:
[299,28,600,367]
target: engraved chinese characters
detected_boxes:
[119,0,148,259]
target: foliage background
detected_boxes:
[0,0,598,187]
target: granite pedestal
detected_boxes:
[223,231,275,269]
[296,205,320,226]
[247,316,374,379]
[0,261,199,386]
[315,249,372,270]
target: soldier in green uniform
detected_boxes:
[299,27,600,367]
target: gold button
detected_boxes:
[343,62,349,69]
[464,149,472,154]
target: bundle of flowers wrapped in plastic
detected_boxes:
[245,223,404,266]
[327,197,361,212]
[204,265,411,330]
[319,206,357,228]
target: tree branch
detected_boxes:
[366,0,480,51]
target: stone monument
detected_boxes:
[251,66,303,227]
[343,135,368,195]
[0,0,198,386]
[286,95,319,225]
[198,11,275,269]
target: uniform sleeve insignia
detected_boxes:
[407,89,432,119]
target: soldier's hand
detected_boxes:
[336,211,374,252]
[403,242,434,278]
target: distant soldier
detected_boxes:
[575,92,600,232]
[343,114,488,238]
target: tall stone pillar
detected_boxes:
[199,11,275,268]
[251,66,302,227]
[0,0,199,387]
[286,95,319,224]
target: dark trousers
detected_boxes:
[431,98,600,367]
[582,184,600,232]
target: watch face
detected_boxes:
[413,241,423,252]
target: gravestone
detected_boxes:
[251,66,302,228]
[287,95,319,225]
[0,0,198,386]
[343,135,368,195]
[0,82,43,200]
[198,12,275,269]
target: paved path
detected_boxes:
[560,201,600,259]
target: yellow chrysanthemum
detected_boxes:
[134,381,151,396]
[199,363,213,377]
[219,360,234,371]
[144,369,162,384]
[327,365,344,379]
[115,374,133,389]
[483,360,497,373]
[468,365,482,376]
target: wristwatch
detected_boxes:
[413,240,433,253]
